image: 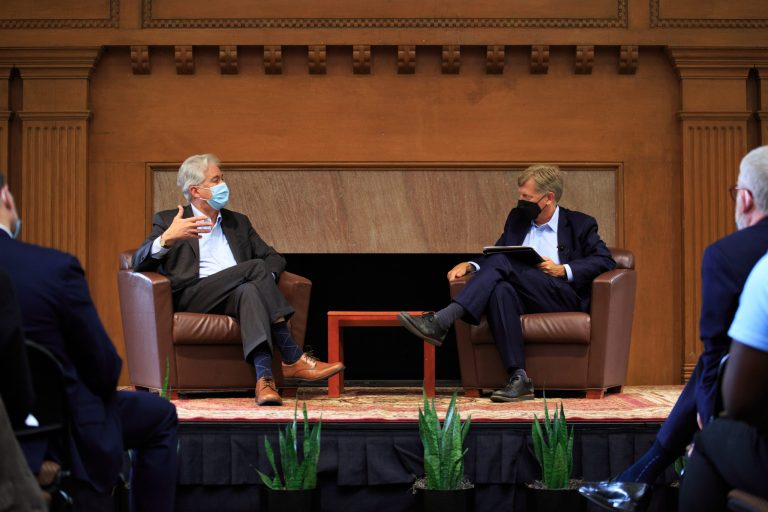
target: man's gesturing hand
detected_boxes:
[537,257,566,278]
[160,205,214,246]
[447,262,474,282]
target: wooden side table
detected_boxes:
[327,311,436,398]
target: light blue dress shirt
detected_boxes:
[471,205,573,281]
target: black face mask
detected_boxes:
[516,198,542,221]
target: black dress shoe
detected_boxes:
[489,373,534,402]
[397,312,447,346]
[578,481,650,512]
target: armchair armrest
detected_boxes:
[278,271,312,348]
[586,268,637,389]
[117,269,176,389]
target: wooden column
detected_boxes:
[667,48,768,381]
[0,65,9,176]
[760,66,768,145]
[0,48,100,266]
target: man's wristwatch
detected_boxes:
[159,234,169,249]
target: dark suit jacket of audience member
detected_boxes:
[133,205,286,300]
[0,231,124,493]
[696,217,768,422]
[0,267,35,430]
[471,206,616,311]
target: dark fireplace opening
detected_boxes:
[284,254,477,386]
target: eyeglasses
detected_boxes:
[728,185,751,201]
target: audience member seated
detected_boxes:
[0,172,179,511]
[133,153,343,406]
[0,267,46,511]
[580,146,768,509]
[679,251,768,511]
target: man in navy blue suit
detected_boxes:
[609,146,768,487]
[0,172,179,511]
[399,165,615,401]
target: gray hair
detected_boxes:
[517,164,563,201]
[177,153,221,202]
[739,146,768,213]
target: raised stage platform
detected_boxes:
[172,386,683,512]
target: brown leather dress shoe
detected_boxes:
[256,377,282,406]
[281,353,345,381]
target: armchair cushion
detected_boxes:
[172,313,240,345]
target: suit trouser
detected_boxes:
[679,418,768,511]
[0,398,46,512]
[176,260,294,359]
[453,253,583,372]
[114,390,178,512]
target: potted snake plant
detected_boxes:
[413,391,473,511]
[527,397,585,512]
[257,402,321,511]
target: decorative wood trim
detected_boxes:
[485,45,505,75]
[263,45,282,74]
[530,45,549,74]
[0,0,119,29]
[442,45,460,74]
[650,0,768,29]
[308,45,326,75]
[680,120,748,380]
[352,45,371,75]
[174,45,194,75]
[0,47,102,79]
[219,45,238,74]
[20,119,89,264]
[131,45,150,75]
[575,45,594,74]
[667,47,768,79]
[398,45,416,74]
[17,111,91,121]
[141,0,627,29]
[619,45,638,74]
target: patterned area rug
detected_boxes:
[172,385,681,424]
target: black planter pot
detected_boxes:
[422,488,473,512]
[266,488,315,512]
[527,487,586,512]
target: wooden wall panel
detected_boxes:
[0,0,118,29]
[19,116,89,260]
[87,46,680,385]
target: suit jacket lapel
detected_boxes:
[557,207,571,263]
[183,205,200,261]
[220,210,245,263]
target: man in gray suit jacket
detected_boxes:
[133,154,343,406]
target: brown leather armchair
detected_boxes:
[449,248,636,398]
[117,251,311,393]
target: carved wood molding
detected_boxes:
[219,45,238,74]
[175,45,194,74]
[618,45,638,74]
[263,45,282,74]
[0,47,103,78]
[353,45,371,75]
[575,45,594,74]
[308,45,326,75]
[131,45,150,75]
[442,45,460,74]
[398,45,416,74]
[16,111,92,121]
[141,0,627,29]
[650,0,768,29]
[0,0,119,29]
[530,45,549,74]
[485,45,505,74]
[667,47,768,79]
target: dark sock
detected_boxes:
[248,346,273,380]
[434,302,466,330]
[271,321,303,364]
[508,368,526,379]
[617,440,676,484]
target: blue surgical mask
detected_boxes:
[11,218,21,239]
[203,182,229,210]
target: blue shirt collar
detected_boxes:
[531,205,559,232]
